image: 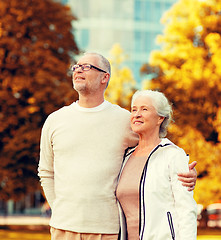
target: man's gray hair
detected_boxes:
[131,90,173,138]
[84,52,111,88]
[84,52,111,75]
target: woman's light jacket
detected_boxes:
[117,138,197,240]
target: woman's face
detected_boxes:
[130,95,164,135]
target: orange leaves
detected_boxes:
[214,108,221,142]
[0,0,79,200]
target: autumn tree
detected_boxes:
[0,0,79,201]
[105,44,136,110]
[141,0,221,206]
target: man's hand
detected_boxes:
[178,161,197,191]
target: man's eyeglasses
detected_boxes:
[70,64,107,73]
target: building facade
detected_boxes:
[65,0,177,83]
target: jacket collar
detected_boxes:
[124,138,174,159]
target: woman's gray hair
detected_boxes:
[131,90,173,138]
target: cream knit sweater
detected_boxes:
[38,100,138,234]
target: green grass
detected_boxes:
[0,229,221,240]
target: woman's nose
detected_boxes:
[134,110,141,117]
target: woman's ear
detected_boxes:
[158,116,165,125]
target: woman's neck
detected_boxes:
[134,135,161,157]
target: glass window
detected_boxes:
[143,32,150,52]
[144,1,153,22]
[134,0,142,20]
[79,29,89,49]
[134,30,142,52]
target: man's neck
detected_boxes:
[78,95,105,108]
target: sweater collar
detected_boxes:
[71,100,111,112]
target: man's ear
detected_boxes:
[101,73,110,84]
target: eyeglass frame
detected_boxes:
[71,64,107,73]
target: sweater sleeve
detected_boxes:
[38,116,56,208]
[169,149,197,240]
[123,111,139,148]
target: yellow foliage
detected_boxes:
[168,125,221,206]
[141,79,151,90]
[205,33,221,52]
[105,44,136,110]
[141,0,221,206]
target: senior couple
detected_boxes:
[38,52,197,240]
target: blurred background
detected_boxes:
[0,0,221,239]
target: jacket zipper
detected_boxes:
[167,212,175,240]
[139,143,172,240]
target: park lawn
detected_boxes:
[198,237,221,240]
[0,229,221,240]
[198,228,221,239]
[0,230,50,240]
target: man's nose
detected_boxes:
[75,65,83,72]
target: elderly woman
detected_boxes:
[116,90,197,240]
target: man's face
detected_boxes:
[72,54,106,95]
